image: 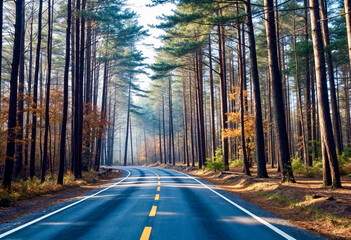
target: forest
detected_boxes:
[1,0,351,191]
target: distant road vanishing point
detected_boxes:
[0,167,324,240]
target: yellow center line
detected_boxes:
[157,186,160,191]
[148,169,161,180]
[140,227,152,240]
[158,181,161,185]
[149,206,157,217]
[154,194,159,200]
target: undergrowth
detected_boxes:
[0,171,101,207]
[204,148,224,171]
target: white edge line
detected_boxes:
[172,169,296,240]
[0,169,131,239]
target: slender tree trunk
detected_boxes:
[30,0,43,178]
[42,0,53,183]
[144,126,147,164]
[208,36,216,161]
[123,77,131,166]
[162,95,167,164]
[304,0,312,166]
[158,111,163,164]
[217,9,229,169]
[169,78,175,165]
[58,0,72,185]
[310,0,341,187]
[189,73,195,167]
[344,69,351,148]
[0,0,3,111]
[2,0,24,188]
[130,116,134,165]
[236,12,250,175]
[344,0,351,76]
[319,0,343,153]
[95,61,108,170]
[244,0,268,177]
[264,0,295,182]
[182,77,189,166]
[15,2,25,178]
[24,5,34,177]
[293,13,309,166]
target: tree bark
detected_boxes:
[58,0,72,185]
[309,0,341,187]
[29,0,43,178]
[123,76,131,166]
[244,0,268,177]
[2,0,24,188]
[217,9,229,169]
[319,0,343,153]
[15,2,25,178]
[264,0,295,182]
[42,0,53,183]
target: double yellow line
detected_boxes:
[140,170,161,240]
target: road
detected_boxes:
[0,167,324,240]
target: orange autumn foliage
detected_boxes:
[222,86,270,157]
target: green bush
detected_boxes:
[230,159,243,168]
[291,154,322,177]
[204,158,224,171]
[338,153,351,175]
[204,148,224,171]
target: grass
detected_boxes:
[0,171,101,207]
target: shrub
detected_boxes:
[230,159,243,168]
[204,158,223,171]
[291,154,322,177]
[338,153,351,175]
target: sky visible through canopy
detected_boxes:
[126,0,175,90]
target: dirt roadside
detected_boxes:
[0,169,122,225]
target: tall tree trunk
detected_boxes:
[73,0,82,178]
[24,4,34,176]
[310,0,341,187]
[344,69,351,148]
[42,0,53,183]
[0,0,3,111]
[123,77,131,166]
[95,61,108,170]
[58,0,72,185]
[244,0,268,177]
[319,0,343,153]
[196,50,206,168]
[158,111,163,164]
[237,11,250,176]
[293,12,309,166]
[182,77,189,166]
[15,2,25,178]
[144,126,147,163]
[264,0,295,182]
[2,0,24,188]
[217,9,229,169]
[304,0,312,166]
[344,0,351,77]
[130,116,134,165]
[208,36,216,161]
[162,95,167,164]
[30,0,43,178]
[169,77,175,165]
[189,73,195,167]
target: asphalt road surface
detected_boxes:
[0,167,324,240]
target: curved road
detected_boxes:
[0,167,324,240]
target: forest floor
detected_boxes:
[0,169,122,225]
[154,164,351,240]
